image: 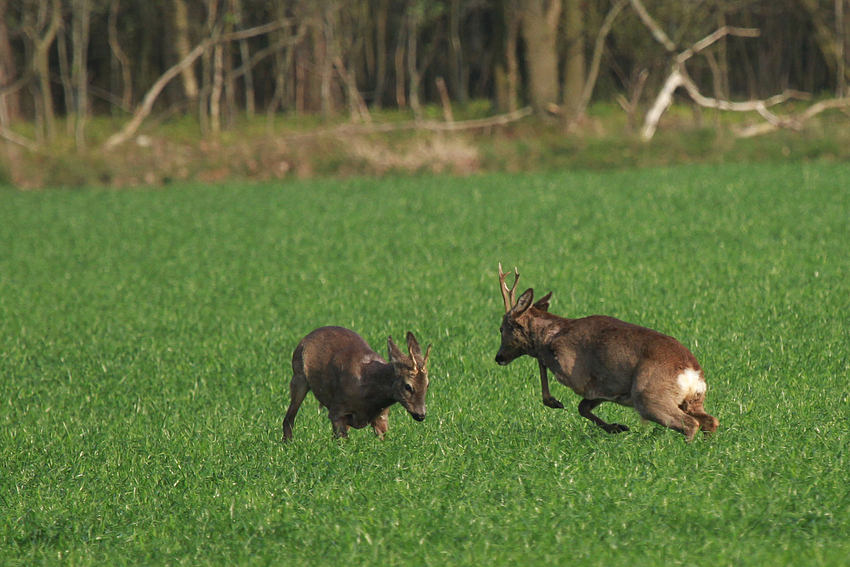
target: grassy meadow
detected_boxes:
[1,162,849,566]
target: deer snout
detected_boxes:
[495,352,508,365]
[410,411,426,422]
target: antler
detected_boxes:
[498,263,520,312]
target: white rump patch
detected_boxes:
[677,368,706,398]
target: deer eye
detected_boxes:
[404,383,414,394]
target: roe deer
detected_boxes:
[282,326,431,441]
[495,265,718,441]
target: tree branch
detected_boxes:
[735,97,850,138]
[629,0,675,52]
[0,126,40,152]
[638,11,813,141]
[571,0,628,124]
[103,20,290,150]
[689,26,759,56]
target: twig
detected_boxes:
[0,127,40,152]
[629,0,675,52]
[436,77,454,122]
[572,0,628,124]
[280,107,533,140]
[736,97,850,138]
[637,6,812,141]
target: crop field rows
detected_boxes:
[1,162,849,566]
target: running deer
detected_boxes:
[495,265,718,441]
[282,326,431,441]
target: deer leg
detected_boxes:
[539,360,564,409]
[331,420,351,439]
[682,402,719,436]
[282,372,310,442]
[371,408,391,440]
[635,396,701,442]
[329,412,351,439]
[578,398,630,433]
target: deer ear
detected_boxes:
[511,288,534,317]
[388,336,404,362]
[406,332,422,359]
[533,292,552,312]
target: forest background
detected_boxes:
[1,0,850,188]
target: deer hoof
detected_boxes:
[544,397,565,409]
[604,423,630,434]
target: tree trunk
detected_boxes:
[838,0,847,96]
[374,0,389,109]
[519,0,562,115]
[326,4,370,123]
[0,0,21,124]
[395,16,407,107]
[232,0,255,117]
[71,0,92,153]
[571,0,626,123]
[506,4,520,112]
[316,22,332,116]
[716,12,729,100]
[407,6,422,120]
[210,43,223,134]
[108,0,133,112]
[799,0,850,87]
[561,0,584,121]
[172,0,199,100]
[57,26,74,135]
[295,43,307,114]
[28,0,62,142]
[449,0,467,105]
[220,5,235,130]
[268,3,293,118]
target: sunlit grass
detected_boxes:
[1,163,849,565]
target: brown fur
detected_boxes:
[496,278,718,441]
[282,326,431,441]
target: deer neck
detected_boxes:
[360,359,399,405]
[527,310,572,356]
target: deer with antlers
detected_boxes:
[495,265,718,441]
[282,326,431,441]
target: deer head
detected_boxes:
[495,266,553,366]
[388,332,431,421]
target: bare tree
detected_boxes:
[799,0,850,88]
[373,0,390,109]
[495,1,521,113]
[71,0,92,152]
[172,0,199,102]
[326,4,370,123]
[103,21,286,149]
[519,0,562,116]
[448,0,467,105]
[634,0,809,140]
[838,0,847,96]
[231,0,255,116]
[407,2,423,120]
[0,0,21,124]
[108,0,132,112]
[561,0,584,121]
[22,0,62,142]
[569,0,628,125]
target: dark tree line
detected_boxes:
[1,0,848,147]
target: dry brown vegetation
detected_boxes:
[2,102,849,189]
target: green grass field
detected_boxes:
[2,163,849,566]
